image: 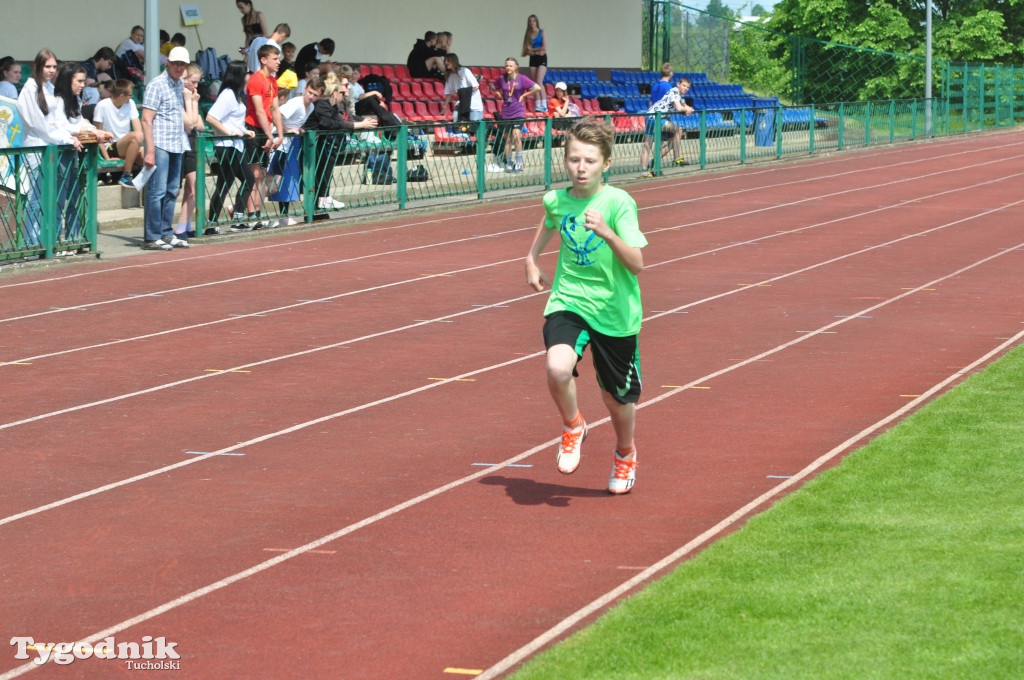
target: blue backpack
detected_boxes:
[364,152,394,185]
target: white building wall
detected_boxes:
[3,0,640,70]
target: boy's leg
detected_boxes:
[546,344,580,423]
[604,390,639,494]
[548,344,588,474]
[639,134,654,176]
[118,131,142,174]
[600,389,636,452]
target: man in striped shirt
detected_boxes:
[140,46,190,250]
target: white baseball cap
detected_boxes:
[167,46,190,64]
[554,81,568,91]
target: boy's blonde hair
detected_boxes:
[110,79,134,98]
[566,117,614,161]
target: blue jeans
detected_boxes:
[22,149,82,247]
[144,147,182,242]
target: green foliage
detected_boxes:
[935,9,1014,61]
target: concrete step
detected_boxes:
[97,182,142,211]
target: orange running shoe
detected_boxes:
[608,450,638,494]
[556,417,588,474]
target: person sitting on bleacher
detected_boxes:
[80,47,116,106]
[92,78,144,187]
[547,82,579,119]
[346,65,401,129]
[295,38,336,78]
[649,62,674,106]
[638,76,693,177]
[0,57,21,99]
[406,31,445,80]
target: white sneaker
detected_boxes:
[556,417,587,475]
[317,197,332,209]
[167,235,190,248]
[142,239,172,251]
[330,198,346,209]
[608,450,638,494]
[485,163,505,173]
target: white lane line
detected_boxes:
[475,325,1024,680]
[4,247,1023,680]
[2,196,1022,530]
[3,138,1021,323]
[5,157,1021,369]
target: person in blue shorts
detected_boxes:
[525,117,648,494]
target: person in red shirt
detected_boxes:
[243,43,285,228]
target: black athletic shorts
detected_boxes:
[181,149,196,176]
[529,54,548,69]
[543,310,642,404]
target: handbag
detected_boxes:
[456,86,473,120]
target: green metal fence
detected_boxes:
[0,93,1016,263]
[0,143,98,260]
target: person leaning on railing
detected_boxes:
[17,49,110,247]
[304,71,377,210]
[204,61,258,231]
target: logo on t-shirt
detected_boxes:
[560,213,605,266]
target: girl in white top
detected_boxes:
[51,62,110,241]
[205,61,256,226]
[0,58,20,100]
[17,51,109,245]
[442,53,483,122]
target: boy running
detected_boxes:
[525,118,647,494]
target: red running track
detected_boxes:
[2,130,1024,679]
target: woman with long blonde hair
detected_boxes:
[521,14,548,112]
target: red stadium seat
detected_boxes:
[399,101,417,119]
[394,64,410,81]
[395,82,413,101]
[381,65,396,80]
[409,82,425,99]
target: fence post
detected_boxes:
[543,117,553,190]
[42,146,57,259]
[397,129,408,210]
[889,99,896,143]
[809,104,816,154]
[864,102,872,147]
[738,107,746,164]
[302,131,316,222]
[475,120,486,199]
[653,111,662,176]
[838,102,845,150]
[775,106,782,159]
[911,99,918,140]
[698,110,707,168]
[83,144,98,253]
[195,132,207,234]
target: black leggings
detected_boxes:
[208,146,256,221]
[314,136,347,198]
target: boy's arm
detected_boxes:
[582,209,644,275]
[93,120,112,160]
[525,216,556,291]
[270,96,284,147]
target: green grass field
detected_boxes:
[510,344,1024,680]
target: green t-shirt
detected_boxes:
[542,185,647,336]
